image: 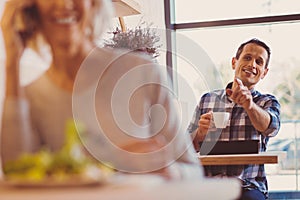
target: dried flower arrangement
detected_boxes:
[104,22,162,58]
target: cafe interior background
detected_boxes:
[1,0,300,197]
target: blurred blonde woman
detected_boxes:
[1,0,203,179]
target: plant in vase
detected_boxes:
[104,22,162,59]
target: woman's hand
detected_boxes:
[119,138,183,180]
[1,0,34,63]
[1,0,35,97]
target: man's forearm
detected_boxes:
[245,103,271,136]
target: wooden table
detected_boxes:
[0,175,241,200]
[199,152,279,166]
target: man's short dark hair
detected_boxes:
[235,38,271,68]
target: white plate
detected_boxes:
[1,176,104,188]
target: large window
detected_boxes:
[174,0,300,23]
[166,0,300,192]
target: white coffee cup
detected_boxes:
[212,112,230,128]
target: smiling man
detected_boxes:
[188,38,281,200]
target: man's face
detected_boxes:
[232,43,269,90]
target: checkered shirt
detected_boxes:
[187,82,281,196]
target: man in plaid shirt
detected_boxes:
[188,38,280,200]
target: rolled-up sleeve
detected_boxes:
[262,95,281,137]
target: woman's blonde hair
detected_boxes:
[91,0,114,45]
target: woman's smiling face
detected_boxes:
[34,0,97,46]
[232,43,269,89]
